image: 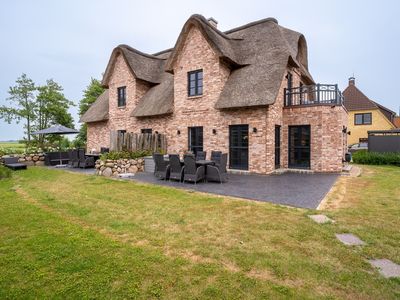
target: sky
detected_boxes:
[0,0,399,141]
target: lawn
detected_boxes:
[0,166,399,299]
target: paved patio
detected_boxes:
[132,172,338,209]
[50,166,337,209]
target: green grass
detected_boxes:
[0,166,399,299]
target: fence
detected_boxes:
[110,131,167,153]
[368,130,400,153]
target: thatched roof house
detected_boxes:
[81,14,314,121]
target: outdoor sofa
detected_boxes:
[3,157,27,170]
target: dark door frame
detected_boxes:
[188,126,203,155]
[275,125,281,169]
[288,125,311,169]
[229,124,249,170]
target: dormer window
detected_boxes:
[117,86,126,107]
[188,69,203,97]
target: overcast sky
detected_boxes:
[1,0,399,141]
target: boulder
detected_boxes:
[26,156,32,161]
[39,156,45,161]
[128,165,138,173]
[32,155,39,162]
[102,167,112,177]
[105,163,114,168]
[35,161,45,166]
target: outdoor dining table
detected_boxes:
[85,153,101,160]
[195,160,215,176]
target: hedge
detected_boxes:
[352,150,400,166]
[100,150,152,161]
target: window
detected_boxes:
[354,113,372,125]
[141,128,152,134]
[188,69,203,97]
[117,130,126,138]
[117,86,126,107]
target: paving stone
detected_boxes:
[369,259,400,278]
[308,214,335,224]
[335,233,366,246]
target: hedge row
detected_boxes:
[100,150,152,161]
[352,150,400,166]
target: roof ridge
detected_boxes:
[152,48,173,56]
[224,17,278,35]
[118,44,166,60]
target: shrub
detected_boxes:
[0,166,12,179]
[100,150,152,161]
[352,150,400,166]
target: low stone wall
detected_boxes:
[95,158,144,177]
[0,153,45,166]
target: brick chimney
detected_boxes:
[207,17,218,28]
[349,76,355,86]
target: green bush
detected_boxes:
[100,150,152,161]
[0,166,12,179]
[352,150,400,166]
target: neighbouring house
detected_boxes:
[394,116,400,128]
[81,14,348,174]
[343,77,397,145]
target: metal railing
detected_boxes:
[284,84,344,107]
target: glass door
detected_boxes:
[288,125,310,169]
[229,125,249,170]
[188,126,203,155]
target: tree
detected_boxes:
[0,74,36,146]
[75,78,105,146]
[34,79,75,148]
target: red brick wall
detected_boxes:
[86,25,347,174]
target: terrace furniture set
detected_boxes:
[67,149,97,169]
[153,151,228,184]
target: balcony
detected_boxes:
[284,84,344,107]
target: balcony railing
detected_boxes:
[284,84,343,107]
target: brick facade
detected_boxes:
[87,25,348,174]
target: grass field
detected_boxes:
[0,141,25,148]
[0,166,399,299]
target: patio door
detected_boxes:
[188,126,203,155]
[288,125,310,169]
[275,125,281,168]
[229,125,249,170]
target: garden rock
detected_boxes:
[335,233,366,246]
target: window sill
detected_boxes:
[187,95,203,100]
[117,106,126,109]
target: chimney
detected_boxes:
[207,17,218,28]
[349,76,355,86]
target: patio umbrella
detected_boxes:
[32,125,78,167]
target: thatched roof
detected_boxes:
[80,90,109,123]
[102,45,166,86]
[83,14,314,121]
[131,73,174,117]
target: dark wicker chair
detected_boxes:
[211,151,222,166]
[183,154,205,184]
[100,147,109,154]
[3,157,27,170]
[68,149,79,168]
[195,151,207,161]
[169,154,184,182]
[206,153,228,183]
[153,153,170,180]
[78,148,95,168]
